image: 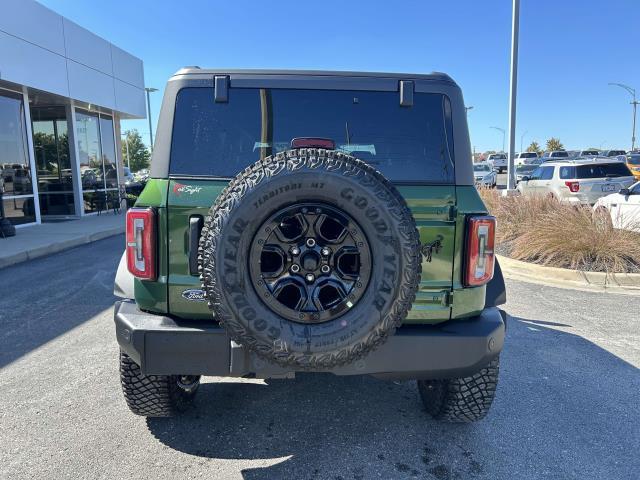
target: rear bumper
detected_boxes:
[114,300,505,380]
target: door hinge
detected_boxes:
[448,205,458,221]
[444,291,454,307]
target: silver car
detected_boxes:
[473,163,497,188]
[516,157,636,205]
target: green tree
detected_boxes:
[121,129,150,172]
[526,141,542,155]
[545,137,564,152]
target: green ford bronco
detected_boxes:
[114,68,506,422]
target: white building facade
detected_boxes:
[0,0,146,226]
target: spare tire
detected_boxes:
[199,149,421,369]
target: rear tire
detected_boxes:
[119,351,199,417]
[417,356,500,423]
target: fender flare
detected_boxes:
[114,251,135,299]
[485,257,506,308]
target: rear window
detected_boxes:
[550,151,569,158]
[559,163,632,179]
[627,155,640,165]
[520,152,537,158]
[170,88,455,183]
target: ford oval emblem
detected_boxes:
[181,289,206,302]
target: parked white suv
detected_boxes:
[486,153,507,172]
[515,152,540,165]
[517,158,636,205]
[594,181,640,232]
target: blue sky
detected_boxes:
[41,0,640,153]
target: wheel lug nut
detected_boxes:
[321,265,330,274]
[291,247,300,256]
[321,247,330,256]
[291,264,300,273]
[306,238,316,248]
[305,273,315,283]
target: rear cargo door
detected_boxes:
[166,85,457,322]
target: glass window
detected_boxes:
[170,87,455,183]
[540,166,555,180]
[0,90,36,225]
[516,164,537,174]
[626,155,640,165]
[2,197,36,225]
[31,106,75,216]
[473,164,491,172]
[574,163,632,178]
[76,110,119,213]
[0,92,32,196]
[100,116,118,189]
[529,167,542,180]
[559,166,575,179]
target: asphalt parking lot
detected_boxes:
[1,236,639,480]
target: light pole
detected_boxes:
[520,130,528,152]
[506,0,520,191]
[608,83,638,151]
[491,126,506,152]
[465,105,474,115]
[144,87,158,152]
[121,132,131,169]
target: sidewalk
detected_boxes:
[0,213,125,269]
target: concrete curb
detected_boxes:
[0,226,124,270]
[497,254,640,295]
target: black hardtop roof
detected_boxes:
[172,67,457,85]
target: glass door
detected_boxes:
[0,90,36,225]
[31,106,76,217]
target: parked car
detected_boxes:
[1,163,20,182]
[601,149,627,157]
[473,162,497,187]
[623,153,640,181]
[578,149,600,157]
[517,158,636,204]
[541,150,570,161]
[12,168,32,194]
[113,68,507,422]
[515,164,538,183]
[514,152,539,165]
[122,166,136,183]
[486,152,507,172]
[593,181,640,232]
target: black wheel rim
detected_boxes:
[249,202,372,324]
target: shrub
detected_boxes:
[479,189,640,273]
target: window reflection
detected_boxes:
[0,90,36,225]
[76,110,118,213]
[31,106,75,216]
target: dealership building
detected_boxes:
[0,0,146,227]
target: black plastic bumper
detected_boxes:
[114,300,505,380]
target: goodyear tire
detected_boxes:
[199,149,421,369]
[119,351,200,417]
[417,356,500,423]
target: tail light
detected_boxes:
[126,207,156,280]
[565,181,580,192]
[464,215,496,287]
